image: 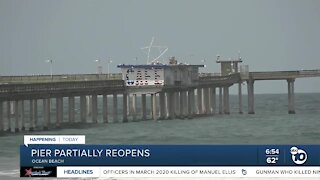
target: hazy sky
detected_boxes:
[0,0,319,93]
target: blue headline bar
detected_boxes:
[20,145,320,166]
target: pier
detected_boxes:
[0,60,320,134]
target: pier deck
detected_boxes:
[0,69,319,134]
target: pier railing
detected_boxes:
[0,80,125,100]
[243,69,320,80]
[0,73,122,83]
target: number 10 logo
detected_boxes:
[290,146,307,165]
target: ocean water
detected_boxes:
[0,93,319,179]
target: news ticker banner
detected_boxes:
[46,166,320,178]
[21,166,320,178]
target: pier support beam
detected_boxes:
[19,100,25,131]
[175,92,180,118]
[30,99,37,131]
[150,94,153,119]
[223,86,230,114]
[68,97,75,123]
[92,94,98,123]
[86,96,92,117]
[13,101,18,132]
[187,89,195,119]
[80,95,87,123]
[131,94,137,121]
[7,101,15,132]
[33,100,38,130]
[152,94,157,121]
[210,87,216,114]
[43,98,50,130]
[219,87,223,114]
[0,101,3,132]
[238,82,243,114]
[159,92,166,119]
[19,100,26,131]
[142,94,147,120]
[179,91,187,118]
[13,100,21,132]
[103,95,108,123]
[247,79,255,114]
[287,79,296,114]
[178,91,183,118]
[6,101,10,132]
[113,93,118,123]
[56,97,63,127]
[150,94,154,118]
[123,93,128,122]
[203,88,210,114]
[168,92,176,119]
[197,88,203,114]
[172,92,176,118]
[29,100,33,131]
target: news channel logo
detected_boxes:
[290,146,307,165]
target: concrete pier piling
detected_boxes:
[197,88,203,114]
[33,100,38,130]
[56,97,63,127]
[181,91,185,118]
[127,94,130,117]
[14,101,18,132]
[187,89,195,119]
[123,93,128,122]
[33,100,38,129]
[92,94,98,123]
[247,79,255,114]
[152,93,157,121]
[103,95,108,123]
[159,92,166,119]
[164,92,169,119]
[29,99,38,131]
[16,100,24,131]
[6,101,11,132]
[80,95,87,123]
[203,88,210,114]
[28,100,33,131]
[19,100,25,131]
[150,94,154,118]
[176,91,181,118]
[183,91,188,118]
[113,93,118,122]
[287,79,296,114]
[68,97,75,123]
[238,82,243,114]
[219,87,223,114]
[0,101,3,132]
[170,92,176,119]
[43,98,50,130]
[223,86,230,114]
[166,92,175,119]
[141,94,147,120]
[86,96,92,117]
[210,87,216,114]
[131,94,137,121]
[178,91,183,118]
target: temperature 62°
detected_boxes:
[266,157,278,164]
